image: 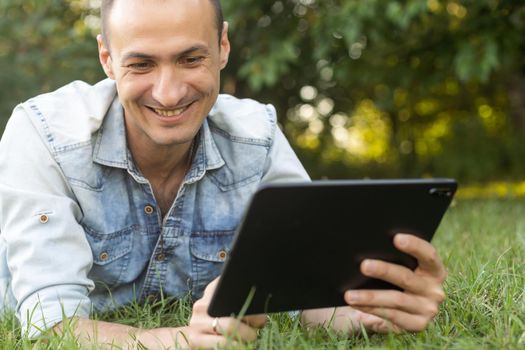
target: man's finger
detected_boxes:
[344,289,438,317]
[359,259,429,294]
[351,305,432,333]
[328,307,398,334]
[212,317,259,342]
[202,277,220,298]
[356,312,403,334]
[242,314,268,328]
[184,334,235,349]
[393,234,447,280]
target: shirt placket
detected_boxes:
[140,182,187,302]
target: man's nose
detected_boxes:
[151,67,187,107]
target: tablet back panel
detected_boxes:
[208,179,456,317]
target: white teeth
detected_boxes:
[153,106,187,117]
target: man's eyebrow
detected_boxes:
[177,45,210,56]
[120,45,210,64]
[120,52,153,63]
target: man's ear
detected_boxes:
[219,22,231,70]
[97,34,115,79]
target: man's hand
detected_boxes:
[137,278,267,349]
[302,233,447,334]
[345,233,447,332]
[186,278,267,348]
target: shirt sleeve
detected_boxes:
[260,105,311,184]
[0,106,94,337]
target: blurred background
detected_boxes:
[1,0,524,192]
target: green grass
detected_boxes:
[2,198,525,349]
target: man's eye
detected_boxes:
[181,56,205,66]
[128,62,152,71]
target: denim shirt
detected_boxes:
[0,79,309,336]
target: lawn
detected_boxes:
[1,198,525,349]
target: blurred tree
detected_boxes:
[1,0,524,182]
[0,0,104,133]
[221,0,525,181]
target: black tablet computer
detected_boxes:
[208,178,457,317]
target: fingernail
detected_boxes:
[396,235,408,247]
[346,292,361,303]
[363,260,377,273]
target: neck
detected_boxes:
[128,137,194,183]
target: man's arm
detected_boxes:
[54,318,197,349]
[53,278,266,349]
[0,106,94,337]
[302,233,446,333]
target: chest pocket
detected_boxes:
[190,230,235,297]
[83,224,134,289]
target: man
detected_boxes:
[0,0,447,348]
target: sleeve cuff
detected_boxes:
[17,285,92,338]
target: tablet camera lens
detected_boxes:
[429,188,452,198]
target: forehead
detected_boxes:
[107,0,217,50]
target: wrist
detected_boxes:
[135,326,191,349]
[300,308,336,327]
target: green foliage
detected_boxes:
[1,0,525,181]
[0,0,104,134]
[224,0,524,90]
[221,0,525,181]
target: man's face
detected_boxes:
[98,0,230,149]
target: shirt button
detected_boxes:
[218,250,227,260]
[99,252,109,261]
[155,253,166,262]
[39,214,49,224]
[144,205,155,215]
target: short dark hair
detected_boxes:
[100,0,224,48]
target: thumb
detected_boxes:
[203,277,220,298]
[357,311,402,334]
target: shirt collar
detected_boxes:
[93,97,225,177]
[185,119,225,184]
[92,96,128,169]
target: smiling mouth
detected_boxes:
[150,103,193,117]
